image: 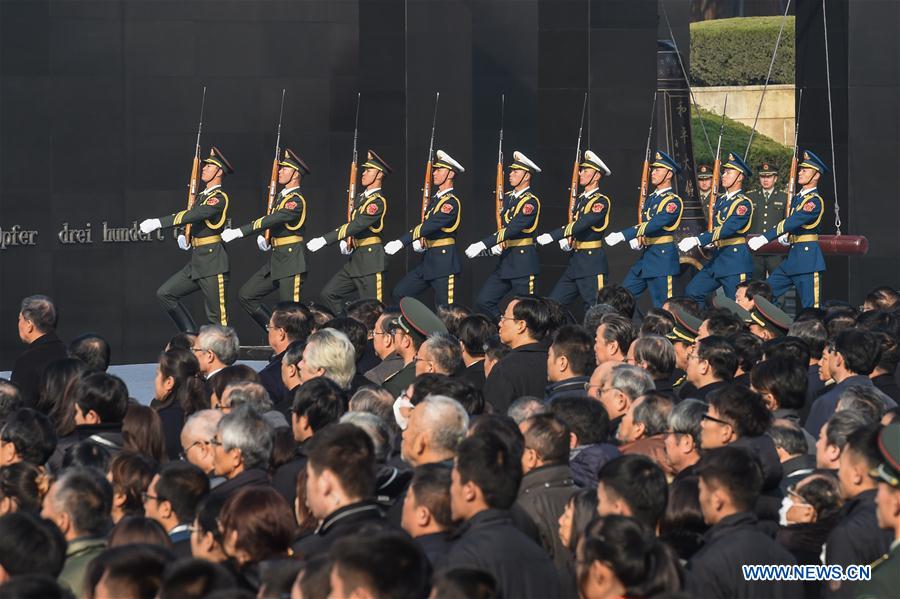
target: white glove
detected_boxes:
[748,235,768,251]
[490,245,503,256]
[412,239,426,253]
[139,218,161,234]
[629,238,642,250]
[257,235,271,251]
[307,237,327,253]
[605,231,625,247]
[536,233,554,246]
[465,242,487,258]
[177,235,190,251]
[678,237,700,252]
[340,240,353,255]
[559,238,573,251]
[777,234,790,246]
[384,240,404,255]
[221,228,242,243]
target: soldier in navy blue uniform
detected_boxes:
[140,147,234,332]
[749,150,828,308]
[307,151,391,314]
[680,152,754,305]
[465,151,542,319]
[605,150,684,308]
[221,149,310,331]
[536,150,612,310]
[385,150,463,306]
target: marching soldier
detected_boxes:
[697,163,713,224]
[605,150,684,308]
[680,152,754,305]
[385,150,464,306]
[465,151,542,319]
[140,147,233,332]
[747,160,789,280]
[748,150,828,308]
[536,150,612,310]
[307,150,391,314]
[220,149,310,331]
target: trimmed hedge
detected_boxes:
[690,16,795,87]
[691,107,793,179]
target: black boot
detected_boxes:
[166,305,197,334]
[249,306,272,332]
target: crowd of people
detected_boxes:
[1,284,899,599]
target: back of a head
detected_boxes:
[864,286,900,312]
[551,324,595,377]
[769,421,809,456]
[409,463,453,528]
[609,363,655,400]
[639,308,676,337]
[667,399,708,449]
[159,559,236,599]
[0,512,66,578]
[632,335,675,379]
[431,568,498,599]
[305,328,357,390]
[218,406,274,471]
[696,446,763,512]
[842,424,882,473]
[155,461,210,524]
[596,285,636,319]
[292,377,346,433]
[0,408,57,465]
[456,429,522,510]
[833,329,882,375]
[598,455,668,530]
[418,377,483,416]
[197,325,240,366]
[306,423,375,502]
[52,467,113,537]
[436,304,473,338]
[90,543,173,599]
[521,413,570,466]
[583,303,618,337]
[108,516,173,549]
[68,334,111,372]
[743,280,774,303]
[212,365,261,400]
[750,359,807,411]
[466,414,525,463]
[271,301,313,344]
[837,385,889,423]
[0,575,73,599]
[340,412,391,463]
[702,308,744,339]
[219,486,295,563]
[424,332,465,375]
[599,314,636,356]
[324,317,368,363]
[825,409,870,451]
[581,515,682,597]
[732,331,763,374]
[506,396,547,424]
[19,295,57,334]
[785,322,826,360]
[345,298,385,333]
[696,336,737,382]
[0,380,23,428]
[763,336,813,365]
[457,315,495,357]
[708,385,771,438]
[72,371,129,424]
[511,296,551,341]
[417,395,469,455]
[550,397,609,445]
[632,392,674,437]
[330,531,430,599]
[223,381,273,413]
[824,305,859,338]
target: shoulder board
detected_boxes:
[662,192,681,202]
[285,191,304,201]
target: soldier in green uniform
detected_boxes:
[140,147,233,332]
[746,160,788,280]
[221,149,310,331]
[383,296,447,400]
[697,163,713,224]
[307,150,391,314]
[857,423,900,599]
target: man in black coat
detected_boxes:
[256,302,312,416]
[400,463,455,567]
[544,325,593,403]
[688,446,802,598]
[11,295,67,406]
[439,428,559,599]
[209,407,274,499]
[482,297,551,414]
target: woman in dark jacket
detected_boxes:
[150,348,209,460]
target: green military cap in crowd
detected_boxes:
[750,296,793,337]
[870,423,900,488]
[696,163,713,180]
[713,288,753,325]
[758,161,778,175]
[667,306,702,344]
[397,297,447,344]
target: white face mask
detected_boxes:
[779,496,795,527]
[393,396,414,431]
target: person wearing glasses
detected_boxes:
[382,298,447,399]
[191,325,240,390]
[179,409,225,489]
[414,332,463,377]
[142,461,210,558]
[663,399,707,483]
[363,309,405,386]
[209,407,274,499]
[774,473,843,578]
[682,336,736,402]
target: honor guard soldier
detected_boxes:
[856,423,900,599]
[536,150,612,310]
[385,150,464,306]
[605,150,684,308]
[220,149,310,331]
[748,150,827,308]
[680,152,754,305]
[697,163,714,224]
[746,160,788,279]
[307,151,391,314]
[465,151,542,319]
[140,147,234,332]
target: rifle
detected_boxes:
[419,93,440,242]
[708,95,728,232]
[183,86,207,245]
[495,95,505,231]
[567,93,588,243]
[785,89,803,217]
[263,89,286,244]
[346,93,361,250]
[637,91,658,223]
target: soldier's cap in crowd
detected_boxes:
[696,164,713,180]
[650,150,681,175]
[510,151,541,174]
[666,307,702,344]
[799,149,829,175]
[362,150,393,174]
[712,289,753,324]
[581,150,611,177]
[204,147,235,175]
[870,423,900,489]
[758,161,778,176]
[722,152,752,178]
[397,297,447,344]
[279,148,311,175]
[433,150,465,173]
[750,296,793,337]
